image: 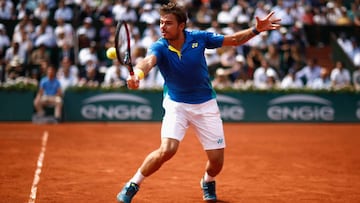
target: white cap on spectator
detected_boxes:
[236,55,245,63]
[144,3,152,10]
[280,27,287,34]
[84,17,93,24]
[216,68,226,76]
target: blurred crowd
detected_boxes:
[0,0,360,94]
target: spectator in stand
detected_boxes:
[195,3,213,24]
[12,25,33,57]
[77,17,97,41]
[217,2,234,24]
[102,59,128,88]
[219,47,237,70]
[78,41,99,66]
[33,64,63,122]
[0,0,14,20]
[246,47,264,79]
[5,56,26,82]
[57,57,79,92]
[205,48,221,79]
[34,18,56,48]
[0,24,10,58]
[350,38,360,67]
[4,41,26,70]
[280,69,303,89]
[54,0,73,22]
[233,54,251,89]
[302,5,315,25]
[34,1,50,21]
[28,43,51,70]
[353,66,360,91]
[253,59,279,89]
[308,67,331,90]
[139,3,160,25]
[330,61,351,89]
[336,6,352,25]
[337,33,353,58]
[112,0,138,23]
[264,43,281,74]
[13,13,35,40]
[54,17,74,47]
[212,68,232,90]
[99,17,114,47]
[295,58,322,86]
[96,0,113,19]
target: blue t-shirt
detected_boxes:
[40,77,61,96]
[149,30,224,104]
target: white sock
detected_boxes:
[129,169,145,185]
[203,172,215,182]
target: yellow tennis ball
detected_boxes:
[106,47,117,59]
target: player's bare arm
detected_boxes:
[127,54,157,89]
[222,11,281,46]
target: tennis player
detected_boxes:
[117,2,281,202]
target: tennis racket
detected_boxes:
[114,21,134,77]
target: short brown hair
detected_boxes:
[160,2,187,26]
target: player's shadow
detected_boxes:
[206,200,230,203]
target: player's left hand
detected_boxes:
[255,11,281,32]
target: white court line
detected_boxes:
[28,131,49,203]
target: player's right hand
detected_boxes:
[126,75,140,89]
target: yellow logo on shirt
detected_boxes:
[192,43,198,48]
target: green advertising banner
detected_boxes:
[216,92,360,122]
[0,91,35,121]
[63,91,360,122]
[64,91,164,121]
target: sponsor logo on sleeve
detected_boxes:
[267,94,334,121]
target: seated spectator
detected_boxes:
[330,61,351,89]
[0,23,10,57]
[78,41,99,66]
[34,1,50,21]
[78,59,101,88]
[280,69,304,89]
[0,0,14,20]
[308,67,331,90]
[5,56,26,82]
[102,60,128,88]
[33,65,63,122]
[295,58,322,86]
[212,68,232,90]
[353,66,360,91]
[28,43,51,70]
[139,3,160,24]
[57,57,79,92]
[253,59,279,89]
[76,17,97,41]
[54,0,73,22]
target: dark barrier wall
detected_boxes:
[0,91,35,121]
[1,90,360,122]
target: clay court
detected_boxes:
[0,123,359,203]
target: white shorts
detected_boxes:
[161,97,225,150]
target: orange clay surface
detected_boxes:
[0,123,360,203]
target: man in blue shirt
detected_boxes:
[33,64,63,122]
[117,2,281,202]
